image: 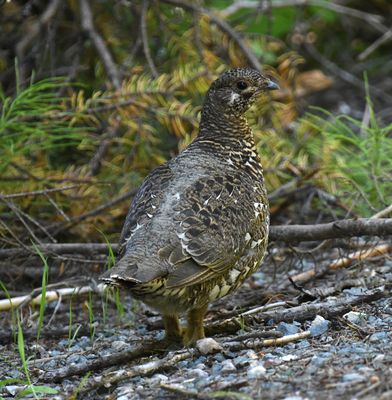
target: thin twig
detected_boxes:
[220,0,386,32]
[161,0,262,71]
[16,0,63,59]
[140,0,159,78]
[79,0,121,89]
[0,184,84,199]
[358,27,392,61]
[0,284,106,312]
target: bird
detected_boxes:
[101,68,279,346]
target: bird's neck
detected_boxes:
[198,103,255,149]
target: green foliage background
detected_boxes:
[0,0,391,245]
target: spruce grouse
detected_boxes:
[101,68,279,345]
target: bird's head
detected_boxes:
[206,68,279,117]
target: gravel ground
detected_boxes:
[0,248,391,399]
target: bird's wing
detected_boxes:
[117,163,173,259]
[163,171,267,288]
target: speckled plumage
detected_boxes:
[101,68,279,345]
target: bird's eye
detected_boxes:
[236,80,248,90]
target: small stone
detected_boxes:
[247,364,266,379]
[211,363,222,375]
[296,340,310,349]
[67,354,87,365]
[245,350,258,360]
[213,353,226,362]
[196,338,223,355]
[343,311,367,324]
[5,386,21,396]
[112,340,130,351]
[342,373,365,382]
[221,359,237,373]
[281,354,298,362]
[372,354,385,368]
[369,332,388,343]
[191,368,209,378]
[310,315,330,337]
[343,287,366,296]
[233,356,251,366]
[150,373,168,384]
[277,322,300,336]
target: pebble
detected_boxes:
[196,338,223,355]
[310,352,332,367]
[190,368,209,379]
[277,322,300,335]
[112,340,130,351]
[343,287,366,296]
[342,373,366,382]
[372,354,385,368]
[221,359,237,373]
[67,354,88,365]
[245,350,258,360]
[213,353,226,362]
[233,355,251,367]
[150,373,168,384]
[211,363,222,375]
[295,340,310,349]
[343,311,367,324]
[369,332,389,342]
[247,364,266,379]
[310,315,330,337]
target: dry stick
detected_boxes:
[371,204,392,219]
[88,123,121,176]
[305,43,392,103]
[1,218,391,259]
[79,0,121,89]
[44,193,71,222]
[207,285,389,335]
[140,0,159,78]
[358,27,392,61]
[0,184,84,199]
[269,218,392,242]
[48,187,139,235]
[15,0,63,59]
[38,285,389,383]
[0,284,106,312]
[221,0,386,31]
[224,331,311,352]
[0,196,44,245]
[40,340,167,382]
[161,0,262,71]
[291,243,391,284]
[0,243,114,259]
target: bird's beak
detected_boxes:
[266,79,280,91]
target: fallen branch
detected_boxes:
[206,285,389,335]
[290,243,391,284]
[39,340,167,382]
[1,218,390,259]
[269,218,392,242]
[0,284,105,312]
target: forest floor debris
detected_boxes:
[0,243,391,399]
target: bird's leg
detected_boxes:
[162,314,183,343]
[183,304,208,346]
